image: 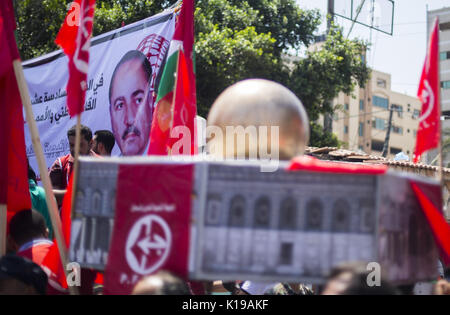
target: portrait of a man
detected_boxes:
[109,50,153,156]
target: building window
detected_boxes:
[392,125,403,134]
[344,126,348,134]
[440,22,450,31]
[359,100,364,111]
[441,51,450,61]
[372,117,386,130]
[344,103,349,110]
[359,122,364,137]
[391,104,403,118]
[390,147,402,155]
[443,110,450,121]
[359,145,364,151]
[373,95,389,109]
[413,130,417,137]
[441,81,450,89]
[377,78,387,88]
[371,140,384,152]
[412,109,420,119]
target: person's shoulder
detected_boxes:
[51,153,71,166]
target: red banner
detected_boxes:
[104,164,193,294]
[0,0,31,217]
[55,0,95,117]
[414,18,441,163]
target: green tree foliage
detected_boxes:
[14,0,370,147]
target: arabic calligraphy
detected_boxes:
[31,73,104,105]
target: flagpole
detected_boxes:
[70,115,81,219]
[12,60,79,295]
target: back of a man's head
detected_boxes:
[131,271,191,295]
[0,254,48,295]
[9,209,48,247]
[207,79,309,160]
[94,130,115,154]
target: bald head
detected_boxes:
[131,271,191,295]
[207,79,309,160]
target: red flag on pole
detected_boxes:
[0,0,31,216]
[414,18,441,163]
[148,0,197,155]
[55,0,96,117]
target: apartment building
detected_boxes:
[427,7,450,165]
[331,69,422,160]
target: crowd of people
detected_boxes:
[2,79,450,295]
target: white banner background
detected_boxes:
[23,10,175,179]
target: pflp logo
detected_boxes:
[125,214,172,275]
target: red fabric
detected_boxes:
[188,281,206,295]
[55,0,95,117]
[0,0,31,216]
[104,164,194,294]
[148,0,196,156]
[168,50,197,155]
[411,182,450,267]
[148,92,173,155]
[288,155,388,175]
[173,0,194,61]
[41,177,97,294]
[17,241,67,295]
[48,150,100,189]
[414,18,440,163]
[40,176,74,293]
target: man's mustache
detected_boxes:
[122,126,141,140]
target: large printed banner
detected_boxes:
[23,10,176,177]
[70,157,440,290]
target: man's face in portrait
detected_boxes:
[109,54,153,156]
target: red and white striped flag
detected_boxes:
[55,0,96,117]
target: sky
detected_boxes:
[296,0,450,97]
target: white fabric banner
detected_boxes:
[23,10,176,179]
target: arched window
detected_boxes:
[206,194,221,225]
[279,197,297,230]
[92,190,102,214]
[332,199,351,232]
[228,195,246,227]
[254,196,271,228]
[305,199,323,231]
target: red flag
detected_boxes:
[288,155,388,175]
[169,49,197,155]
[0,0,31,217]
[40,176,74,294]
[414,18,441,163]
[104,164,193,294]
[411,182,450,266]
[55,0,95,117]
[148,0,196,156]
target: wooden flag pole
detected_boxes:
[12,60,79,295]
[70,115,81,219]
[0,204,6,256]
